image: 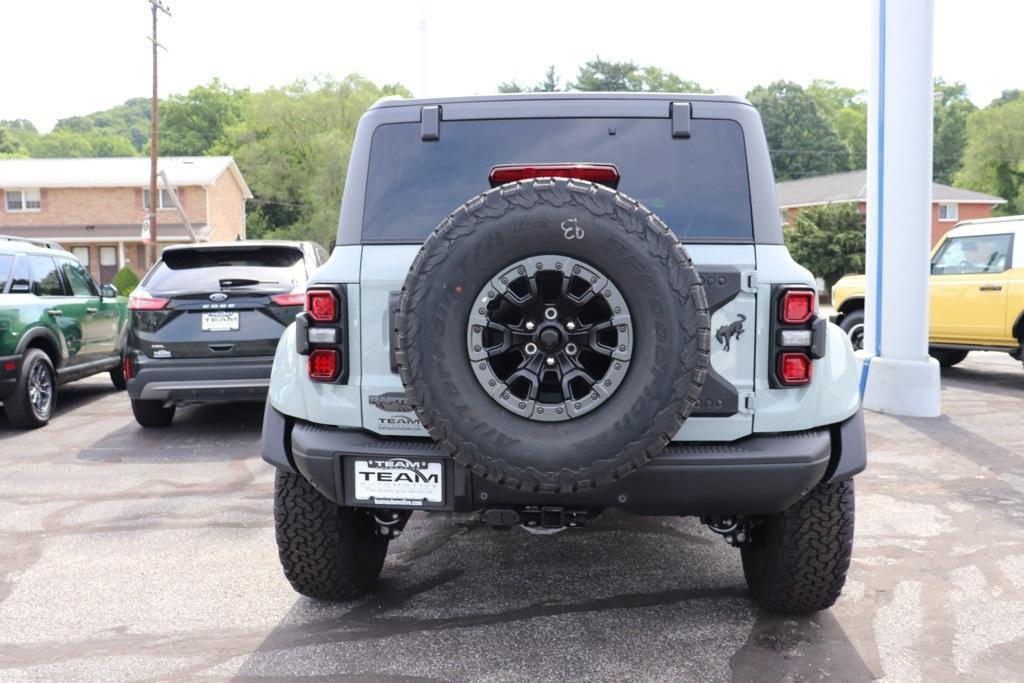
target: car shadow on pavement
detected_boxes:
[231,511,875,682]
[0,380,121,441]
[72,401,265,464]
[942,362,1023,395]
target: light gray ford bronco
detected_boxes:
[260,93,866,613]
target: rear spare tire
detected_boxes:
[396,178,710,493]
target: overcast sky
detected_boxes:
[2,0,1019,131]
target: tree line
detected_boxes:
[1,57,1021,251]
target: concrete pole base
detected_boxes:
[856,352,942,417]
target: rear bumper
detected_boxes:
[127,354,272,403]
[262,406,866,516]
[0,354,21,400]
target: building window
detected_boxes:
[143,188,175,210]
[5,189,42,212]
[938,203,958,222]
[71,246,90,266]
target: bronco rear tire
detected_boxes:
[274,470,389,600]
[396,178,710,493]
[741,479,855,613]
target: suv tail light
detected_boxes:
[271,290,305,307]
[299,284,348,383]
[308,348,340,381]
[779,352,812,385]
[772,286,824,387]
[128,291,169,310]
[489,163,620,187]
[780,289,816,324]
[306,289,338,322]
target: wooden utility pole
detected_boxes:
[147,0,171,268]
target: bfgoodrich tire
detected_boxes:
[741,479,855,614]
[930,348,968,368]
[274,470,389,600]
[396,178,710,493]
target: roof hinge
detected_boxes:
[421,105,441,141]
[671,102,691,139]
[741,270,758,293]
[739,392,756,414]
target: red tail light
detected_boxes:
[780,289,816,324]
[779,352,812,385]
[123,355,133,380]
[306,289,338,322]
[271,291,305,307]
[308,348,340,381]
[489,164,620,186]
[128,292,169,310]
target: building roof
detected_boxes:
[0,156,252,198]
[776,169,1004,208]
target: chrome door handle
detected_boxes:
[47,309,63,317]
[979,285,1003,291]
[86,307,98,315]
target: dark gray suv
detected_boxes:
[125,240,326,427]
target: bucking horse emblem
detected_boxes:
[715,314,746,352]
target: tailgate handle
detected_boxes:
[208,344,234,353]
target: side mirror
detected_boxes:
[101,284,118,299]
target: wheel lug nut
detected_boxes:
[524,342,538,355]
[544,307,558,321]
[566,321,576,331]
[545,356,556,367]
[525,321,535,331]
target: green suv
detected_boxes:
[0,236,128,428]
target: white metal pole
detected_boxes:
[861,0,941,417]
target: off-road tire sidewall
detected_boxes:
[274,470,389,600]
[741,479,855,614]
[397,179,710,493]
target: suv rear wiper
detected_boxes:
[218,278,280,288]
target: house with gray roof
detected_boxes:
[776,169,1005,245]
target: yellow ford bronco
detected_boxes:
[832,215,1024,367]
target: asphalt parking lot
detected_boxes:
[1,353,1023,681]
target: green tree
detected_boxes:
[807,80,866,169]
[571,57,709,93]
[785,203,866,288]
[223,75,410,246]
[747,81,850,180]
[957,96,1024,215]
[111,266,140,295]
[54,97,150,151]
[932,80,977,185]
[0,128,24,157]
[27,129,135,158]
[989,89,1022,108]
[498,65,561,94]
[160,79,248,156]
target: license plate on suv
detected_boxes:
[352,458,443,506]
[201,311,239,332]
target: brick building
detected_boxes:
[776,169,1005,246]
[0,157,252,282]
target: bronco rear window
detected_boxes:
[362,117,753,242]
[143,246,306,294]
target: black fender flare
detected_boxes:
[15,326,65,369]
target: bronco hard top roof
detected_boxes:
[369,91,751,110]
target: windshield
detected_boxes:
[361,117,753,242]
[143,246,306,294]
